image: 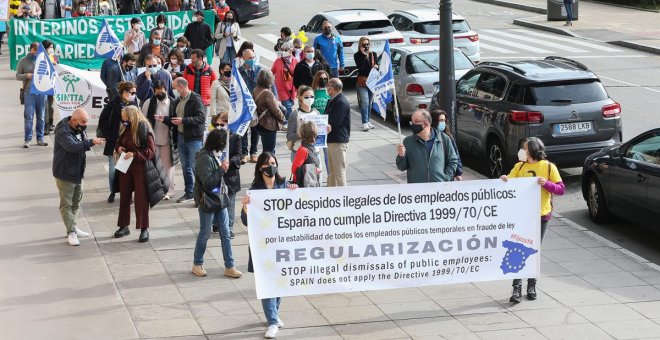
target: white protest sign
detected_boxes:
[54,64,109,122]
[247,178,541,299]
[300,114,328,149]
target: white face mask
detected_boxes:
[158,23,165,29]
[128,94,136,102]
[302,97,314,107]
[517,148,528,162]
[47,47,55,55]
[178,46,186,52]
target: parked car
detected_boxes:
[431,56,622,178]
[582,128,660,228]
[227,0,269,25]
[388,9,480,63]
[301,9,404,78]
[387,45,473,118]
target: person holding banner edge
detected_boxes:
[16,42,48,149]
[500,137,564,303]
[241,152,297,339]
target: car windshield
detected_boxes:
[529,80,609,105]
[335,20,395,36]
[413,20,471,34]
[407,50,473,74]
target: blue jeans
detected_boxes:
[564,0,574,21]
[195,207,234,267]
[261,297,281,326]
[356,85,373,124]
[227,191,236,231]
[256,125,277,154]
[281,99,293,121]
[23,93,46,142]
[108,155,116,192]
[222,47,236,66]
[177,135,203,195]
[330,68,339,78]
[249,126,261,156]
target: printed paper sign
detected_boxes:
[300,114,328,149]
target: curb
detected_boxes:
[609,40,660,55]
[471,0,547,14]
[512,19,581,38]
[582,0,660,13]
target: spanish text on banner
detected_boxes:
[247,178,541,299]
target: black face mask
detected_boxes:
[260,165,277,178]
[155,93,167,101]
[125,65,134,71]
[323,28,332,35]
[76,124,87,132]
[319,78,328,87]
[223,70,231,78]
[411,123,424,135]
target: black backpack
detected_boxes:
[294,146,321,188]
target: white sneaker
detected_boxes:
[67,232,80,246]
[277,318,284,328]
[264,325,278,338]
[362,123,370,131]
[368,122,375,129]
[75,226,90,238]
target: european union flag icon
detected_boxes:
[500,240,538,274]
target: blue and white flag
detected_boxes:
[366,40,395,119]
[94,19,123,59]
[30,44,57,96]
[228,62,257,137]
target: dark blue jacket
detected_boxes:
[136,69,175,103]
[325,92,351,144]
[100,59,138,100]
[238,63,278,97]
[52,117,94,184]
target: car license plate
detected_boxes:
[555,121,592,134]
[370,40,384,51]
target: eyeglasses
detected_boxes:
[361,44,370,47]
[303,96,315,99]
[320,77,328,80]
[147,64,158,68]
[129,91,137,95]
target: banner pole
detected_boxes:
[390,86,403,144]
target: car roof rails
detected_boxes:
[478,62,527,75]
[544,56,589,71]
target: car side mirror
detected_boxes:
[610,146,621,158]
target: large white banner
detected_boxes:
[54,64,109,121]
[248,178,541,299]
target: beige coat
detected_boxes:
[209,79,230,117]
[214,22,241,59]
[123,29,146,55]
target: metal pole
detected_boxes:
[438,0,457,136]
[391,88,403,144]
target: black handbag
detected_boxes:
[196,175,229,212]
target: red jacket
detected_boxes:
[183,63,217,106]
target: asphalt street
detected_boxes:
[234,0,660,264]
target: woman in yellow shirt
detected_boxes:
[501,137,564,303]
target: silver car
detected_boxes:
[390,45,474,118]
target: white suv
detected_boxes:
[388,9,480,63]
[302,9,405,78]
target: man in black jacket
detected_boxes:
[158,77,206,203]
[184,10,214,52]
[293,45,324,88]
[325,78,351,187]
[53,109,104,246]
[211,112,241,238]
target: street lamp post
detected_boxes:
[438,0,457,136]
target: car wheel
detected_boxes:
[487,139,505,178]
[587,175,610,223]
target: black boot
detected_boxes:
[510,285,522,304]
[139,229,149,242]
[527,282,537,300]
[107,192,115,203]
[114,227,130,238]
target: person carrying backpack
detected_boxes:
[291,121,321,188]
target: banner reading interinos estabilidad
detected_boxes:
[8,11,215,70]
[247,178,541,299]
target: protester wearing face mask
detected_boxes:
[136,54,176,103]
[61,0,73,18]
[210,62,232,119]
[311,70,330,115]
[183,49,217,124]
[101,53,138,103]
[241,152,297,339]
[431,109,463,181]
[72,1,91,16]
[42,40,59,136]
[175,36,192,59]
[286,86,325,161]
[98,82,139,203]
[16,42,47,148]
[98,0,117,16]
[158,77,206,203]
[354,36,378,131]
[396,109,458,184]
[113,105,163,243]
[292,45,323,89]
[213,0,231,22]
[145,0,167,12]
[214,11,240,64]
[271,42,297,127]
[500,137,564,304]
[274,27,292,52]
[138,30,170,68]
[291,38,304,62]
[163,49,186,79]
[53,109,104,246]
[124,18,146,54]
[324,78,351,186]
[150,14,175,48]
[184,10,214,51]
[17,0,42,18]
[142,81,176,200]
[313,21,345,78]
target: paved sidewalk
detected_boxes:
[472,0,660,54]
[4,51,660,339]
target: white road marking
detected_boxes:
[252,42,278,64]
[258,33,280,44]
[481,55,647,59]
[479,42,517,54]
[510,29,624,52]
[599,75,660,93]
[482,29,588,53]
[479,33,553,54]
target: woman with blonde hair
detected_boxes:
[354,36,378,131]
[113,106,162,242]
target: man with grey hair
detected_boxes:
[325,78,351,186]
[53,108,105,246]
[158,77,205,203]
[396,109,458,183]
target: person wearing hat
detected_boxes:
[184,10,214,52]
